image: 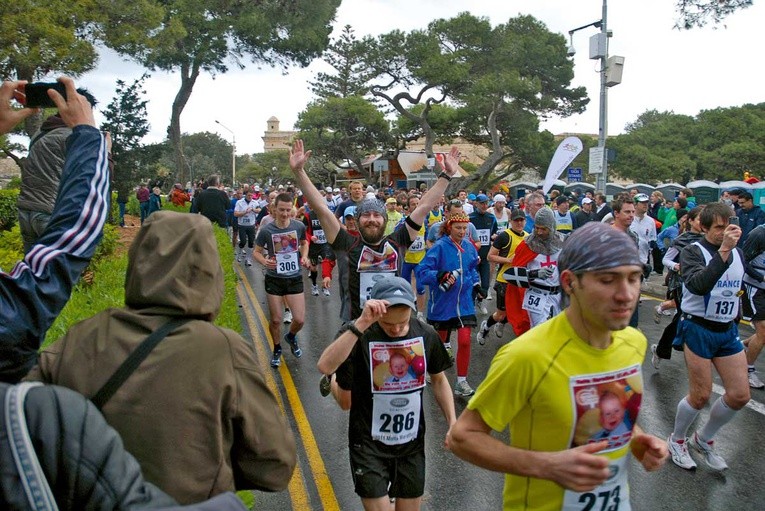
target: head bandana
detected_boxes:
[355,198,387,223]
[525,207,564,255]
[558,222,643,274]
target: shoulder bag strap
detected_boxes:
[91,317,192,410]
[5,381,59,511]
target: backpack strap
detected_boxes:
[91,317,192,410]
[5,381,59,511]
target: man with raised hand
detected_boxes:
[449,222,667,511]
[288,139,461,322]
[0,77,110,383]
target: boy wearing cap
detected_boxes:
[449,222,667,511]
[317,277,456,511]
[385,197,403,235]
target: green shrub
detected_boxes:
[163,201,191,214]
[4,176,21,190]
[0,226,23,271]
[0,189,19,230]
[92,224,119,262]
[127,195,140,216]
[45,215,242,345]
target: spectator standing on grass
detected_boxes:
[26,211,297,503]
[16,87,100,252]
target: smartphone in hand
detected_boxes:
[729,216,740,226]
[22,82,67,108]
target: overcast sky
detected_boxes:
[73,0,763,155]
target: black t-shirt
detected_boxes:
[336,318,451,456]
[331,225,412,320]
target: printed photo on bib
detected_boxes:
[358,243,399,306]
[569,365,642,452]
[369,338,427,393]
[272,231,299,254]
[369,337,427,445]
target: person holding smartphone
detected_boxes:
[0,78,110,383]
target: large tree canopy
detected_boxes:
[609,104,765,183]
[358,12,587,192]
[101,0,341,184]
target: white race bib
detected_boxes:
[562,457,630,511]
[360,272,395,306]
[522,288,549,314]
[371,392,421,445]
[276,252,299,275]
[409,235,425,253]
[477,229,491,247]
[314,229,327,244]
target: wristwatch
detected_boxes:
[438,171,452,181]
[347,321,364,338]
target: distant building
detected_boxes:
[262,116,296,152]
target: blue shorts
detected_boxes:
[401,262,425,295]
[673,317,744,359]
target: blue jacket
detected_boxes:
[416,235,480,322]
[0,126,109,383]
[739,205,765,245]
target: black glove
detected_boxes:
[473,283,486,301]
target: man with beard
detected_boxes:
[333,181,367,321]
[289,140,462,321]
[502,208,565,334]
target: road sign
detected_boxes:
[567,167,582,182]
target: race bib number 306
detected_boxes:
[276,252,299,274]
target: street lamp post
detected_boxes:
[215,120,236,186]
[568,0,623,193]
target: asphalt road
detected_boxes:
[235,264,765,511]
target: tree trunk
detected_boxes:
[169,61,200,185]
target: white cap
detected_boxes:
[366,192,376,200]
[278,184,285,189]
[493,194,506,203]
[254,185,260,191]
[366,185,375,193]
[333,187,340,193]
[325,186,333,192]
[582,197,593,204]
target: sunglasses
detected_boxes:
[449,199,462,206]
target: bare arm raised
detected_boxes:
[289,140,342,244]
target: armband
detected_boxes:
[347,321,364,338]
[405,215,422,232]
[438,171,452,182]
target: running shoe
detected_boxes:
[486,293,493,301]
[653,305,662,324]
[245,259,252,267]
[478,301,488,316]
[493,321,505,338]
[667,436,697,470]
[690,432,728,470]
[323,287,331,297]
[236,252,241,262]
[311,284,320,296]
[319,374,332,397]
[454,380,475,397]
[270,349,282,368]
[477,321,488,346]
[283,309,293,324]
[285,334,302,358]
[650,344,661,370]
[444,344,454,364]
[748,370,765,389]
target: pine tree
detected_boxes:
[310,25,372,99]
